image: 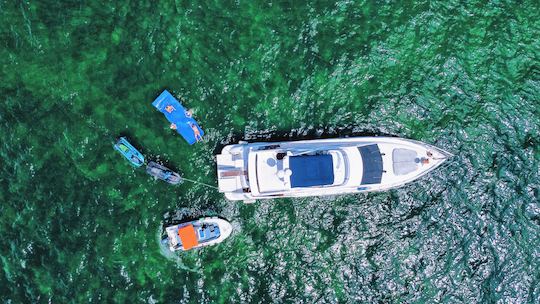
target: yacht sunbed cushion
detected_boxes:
[392,148,418,175]
[290,155,334,188]
[358,144,383,185]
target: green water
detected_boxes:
[1,1,539,303]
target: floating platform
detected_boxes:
[152,90,204,145]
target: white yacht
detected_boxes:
[216,137,452,202]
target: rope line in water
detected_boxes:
[181,177,219,190]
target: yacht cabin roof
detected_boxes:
[252,150,346,194]
[289,155,334,187]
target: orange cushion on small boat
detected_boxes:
[178,224,198,250]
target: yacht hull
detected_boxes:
[216,137,452,202]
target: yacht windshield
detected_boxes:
[358,145,383,184]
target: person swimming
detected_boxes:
[189,122,203,142]
[170,122,202,142]
[163,103,202,142]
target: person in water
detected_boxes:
[165,104,201,142]
[189,122,203,142]
[170,122,202,142]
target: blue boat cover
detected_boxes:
[152,90,204,145]
[289,155,334,188]
[358,144,383,185]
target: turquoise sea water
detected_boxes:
[1,1,539,302]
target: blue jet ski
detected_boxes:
[151,90,204,145]
[146,161,182,185]
[113,137,145,167]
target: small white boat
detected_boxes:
[216,137,452,202]
[162,217,232,252]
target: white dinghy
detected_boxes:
[162,217,232,252]
[216,137,452,202]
